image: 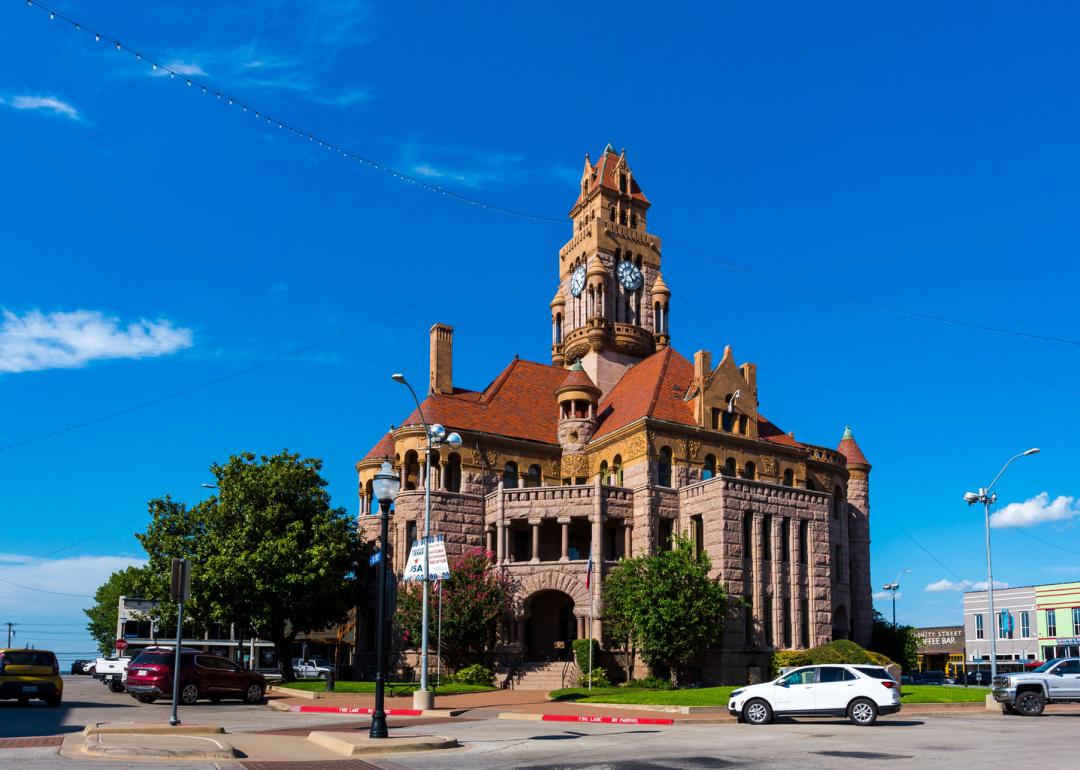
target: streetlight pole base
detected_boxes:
[412,689,434,711]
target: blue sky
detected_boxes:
[1,0,1078,661]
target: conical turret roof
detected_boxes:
[838,426,871,468]
[652,272,670,296]
[556,360,600,397]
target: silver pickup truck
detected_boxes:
[993,657,1080,715]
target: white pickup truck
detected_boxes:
[92,656,131,692]
[291,659,332,679]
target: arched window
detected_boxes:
[619,209,627,225]
[609,206,615,222]
[503,461,519,489]
[612,454,623,486]
[723,457,737,477]
[554,313,562,344]
[619,172,628,193]
[630,212,638,229]
[721,395,736,431]
[806,476,817,492]
[703,454,717,480]
[833,486,844,520]
[404,450,420,491]
[429,449,441,489]
[657,446,673,487]
[742,461,756,481]
[446,453,462,493]
[782,468,794,487]
[599,460,609,485]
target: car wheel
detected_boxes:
[137,695,156,704]
[848,698,878,726]
[180,682,200,706]
[743,698,773,725]
[244,683,265,705]
[109,681,125,693]
[1015,690,1044,716]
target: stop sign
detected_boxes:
[115,639,129,652]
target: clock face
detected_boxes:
[570,265,587,297]
[616,260,643,291]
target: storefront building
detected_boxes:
[913,625,964,673]
[1035,581,1080,659]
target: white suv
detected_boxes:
[728,664,901,726]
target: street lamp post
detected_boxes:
[881,569,911,627]
[391,373,461,710]
[369,461,400,740]
[963,448,1040,688]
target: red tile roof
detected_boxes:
[558,363,599,394]
[362,431,396,462]
[758,417,803,447]
[571,148,651,211]
[593,347,695,439]
[392,358,567,446]
[838,427,871,467]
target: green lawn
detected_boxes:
[551,683,990,706]
[278,679,496,696]
[900,685,989,703]
[551,686,737,706]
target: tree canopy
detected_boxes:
[84,564,152,656]
[603,536,730,685]
[135,450,367,680]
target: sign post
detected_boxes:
[169,558,191,727]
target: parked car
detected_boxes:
[728,664,901,726]
[291,658,332,679]
[994,657,1080,716]
[70,659,94,675]
[93,656,131,692]
[913,670,946,685]
[0,648,63,707]
[125,648,266,705]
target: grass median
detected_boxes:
[551,683,990,706]
[279,679,496,696]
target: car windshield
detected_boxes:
[1031,659,1059,673]
[2,651,55,667]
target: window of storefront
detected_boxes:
[975,614,984,640]
[1047,609,1057,637]
[1021,611,1030,638]
[1073,607,1080,636]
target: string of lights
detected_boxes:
[19,0,565,226]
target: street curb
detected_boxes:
[83,723,226,736]
[284,704,466,717]
[80,732,237,760]
[498,712,674,726]
[307,731,459,756]
[578,702,729,715]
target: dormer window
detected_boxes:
[619,172,628,193]
[630,212,638,229]
[619,209,627,226]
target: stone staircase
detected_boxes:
[504,660,579,690]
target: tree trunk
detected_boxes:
[274,636,296,682]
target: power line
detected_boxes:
[875,508,964,583]
[0,576,93,599]
[1000,524,1080,558]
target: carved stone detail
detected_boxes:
[623,433,648,461]
[681,439,701,461]
[760,456,779,476]
[471,448,499,470]
[815,472,831,491]
[546,460,562,478]
[561,454,589,477]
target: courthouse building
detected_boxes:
[357,146,874,684]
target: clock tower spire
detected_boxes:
[551,146,668,395]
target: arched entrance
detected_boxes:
[832,605,850,641]
[525,590,577,661]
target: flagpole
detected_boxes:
[586,554,593,692]
[436,579,443,687]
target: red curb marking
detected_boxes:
[540,714,674,726]
[292,705,423,716]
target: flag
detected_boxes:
[585,554,592,590]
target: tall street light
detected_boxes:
[369,460,400,739]
[963,447,1040,687]
[391,373,462,710]
[881,569,911,627]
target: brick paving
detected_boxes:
[0,736,64,749]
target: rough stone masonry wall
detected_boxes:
[847,468,873,647]
[389,489,485,572]
[680,476,833,684]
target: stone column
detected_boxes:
[623,521,633,558]
[751,512,764,648]
[486,528,494,553]
[558,516,570,562]
[529,518,541,563]
[496,481,506,565]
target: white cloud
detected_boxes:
[925,578,1009,593]
[0,309,193,373]
[990,492,1080,529]
[153,61,208,78]
[0,553,146,606]
[0,94,81,121]
[872,590,901,601]
[1042,565,1080,577]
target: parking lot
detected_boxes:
[2,676,1079,768]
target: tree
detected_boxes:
[871,610,918,671]
[137,451,367,681]
[396,547,512,671]
[602,536,729,685]
[85,565,152,656]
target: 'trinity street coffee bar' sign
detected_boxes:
[915,626,964,650]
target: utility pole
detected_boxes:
[4,622,15,647]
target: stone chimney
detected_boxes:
[739,362,757,394]
[429,324,453,395]
[693,349,712,384]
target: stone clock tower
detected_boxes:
[550,145,670,395]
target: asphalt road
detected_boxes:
[2,677,1078,768]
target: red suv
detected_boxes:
[125,648,266,705]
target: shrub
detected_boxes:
[866,650,892,667]
[579,668,610,688]
[770,650,813,678]
[628,675,673,690]
[452,663,494,687]
[573,638,600,673]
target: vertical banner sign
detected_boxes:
[402,536,451,582]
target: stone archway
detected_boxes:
[832,605,850,641]
[524,590,576,661]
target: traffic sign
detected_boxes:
[115,639,129,652]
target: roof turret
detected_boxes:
[838,426,871,469]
